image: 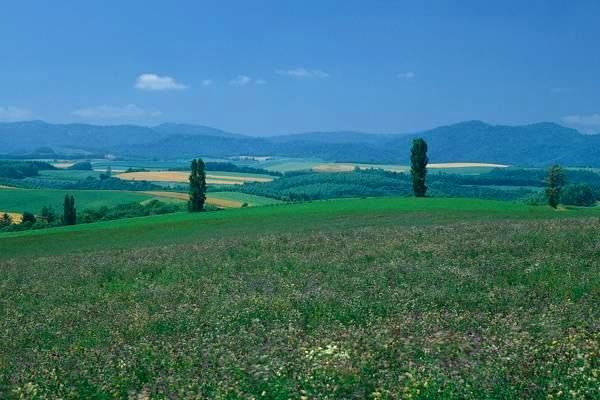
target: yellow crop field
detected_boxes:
[142,191,243,208]
[1,212,23,223]
[117,171,272,184]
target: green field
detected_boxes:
[0,188,156,214]
[38,170,102,180]
[2,197,599,258]
[0,197,598,398]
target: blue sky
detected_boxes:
[1,0,599,134]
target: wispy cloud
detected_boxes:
[0,106,33,122]
[135,74,187,91]
[563,114,600,133]
[276,68,329,79]
[72,104,162,119]
[563,113,600,126]
[397,72,416,79]
[229,75,265,86]
[201,79,213,86]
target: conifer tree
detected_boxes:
[188,158,206,212]
[63,195,77,225]
[410,138,429,197]
[545,164,566,209]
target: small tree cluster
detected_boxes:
[0,213,13,228]
[188,158,207,212]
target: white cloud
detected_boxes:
[230,75,252,86]
[0,106,33,122]
[135,74,187,91]
[563,114,600,127]
[229,75,266,86]
[72,104,162,119]
[201,79,213,86]
[397,72,416,79]
[276,68,330,79]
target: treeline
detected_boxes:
[229,167,599,205]
[0,161,56,179]
[0,176,163,191]
[169,161,282,177]
[230,169,535,202]
[1,199,186,233]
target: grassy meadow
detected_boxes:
[0,197,598,398]
[2,197,600,258]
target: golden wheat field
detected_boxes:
[117,171,272,184]
[142,191,243,208]
[0,212,23,223]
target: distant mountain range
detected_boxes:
[1,120,599,167]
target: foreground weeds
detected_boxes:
[1,219,599,398]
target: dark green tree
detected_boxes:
[106,165,112,177]
[545,164,566,209]
[40,205,57,223]
[63,195,77,225]
[188,158,207,212]
[0,213,13,228]
[410,138,429,197]
[21,212,36,224]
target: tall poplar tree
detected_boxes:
[63,195,77,225]
[545,164,566,209]
[410,138,429,197]
[188,158,207,212]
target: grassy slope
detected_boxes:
[0,205,598,398]
[0,188,154,214]
[1,197,599,258]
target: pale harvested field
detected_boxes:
[428,162,509,168]
[50,162,75,169]
[0,212,23,223]
[313,162,509,173]
[0,185,16,189]
[312,164,356,172]
[117,171,272,184]
[143,191,243,208]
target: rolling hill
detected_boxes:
[1,120,599,167]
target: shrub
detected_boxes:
[560,184,597,207]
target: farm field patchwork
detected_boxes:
[0,205,598,398]
[142,191,278,208]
